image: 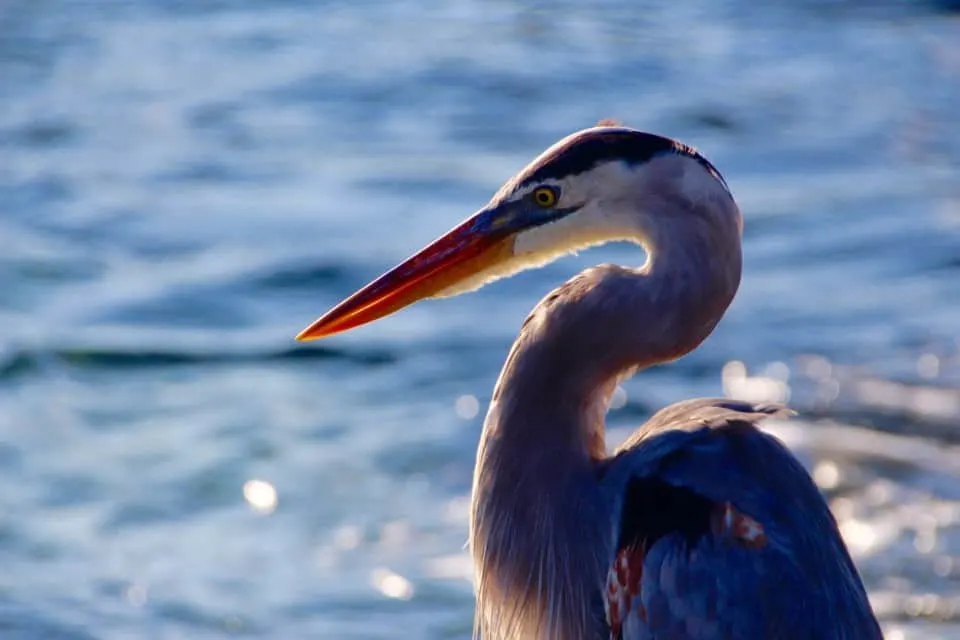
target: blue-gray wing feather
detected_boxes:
[600,398,882,639]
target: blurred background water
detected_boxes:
[1,0,959,638]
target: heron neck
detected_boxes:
[470,214,741,638]
[487,214,742,458]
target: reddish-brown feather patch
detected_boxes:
[604,544,647,639]
[711,501,768,548]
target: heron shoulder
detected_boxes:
[597,398,882,638]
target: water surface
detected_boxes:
[1,1,959,638]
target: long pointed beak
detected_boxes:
[296,207,516,341]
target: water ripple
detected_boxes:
[2,1,959,638]
[0,344,398,380]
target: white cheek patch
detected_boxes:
[514,201,646,264]
[513,214,604,258]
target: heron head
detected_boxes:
[296,125,733,341]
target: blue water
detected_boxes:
[2,1,960,638]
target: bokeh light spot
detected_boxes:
[243,479,278,515]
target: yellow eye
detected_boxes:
[532,186,558,208]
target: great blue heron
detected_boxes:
[296,125,882,639]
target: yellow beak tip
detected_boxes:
[294,326,324,342]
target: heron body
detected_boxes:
[297,125,883,639]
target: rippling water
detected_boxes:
[2,1,959,638]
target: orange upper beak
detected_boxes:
[296,207,518,341]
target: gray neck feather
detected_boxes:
[470,180,742,639]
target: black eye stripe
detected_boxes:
[515,128,729,195]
